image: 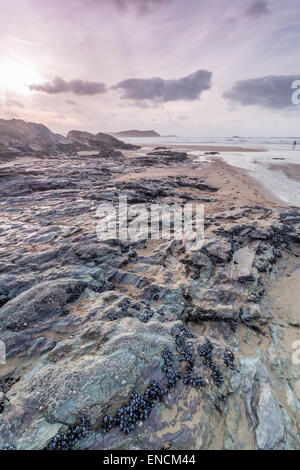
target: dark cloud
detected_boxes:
[102,0,172,15]
[112,70,212,102]
[65,99,77,106]
[29,77,106,95]
[245,0,270,18]
[224,75,300,109]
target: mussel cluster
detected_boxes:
[162,347,181,389]
[103,381,165,435]
[45,417,91,450]
[214,394,227,414]
[118,298,154,323]
[66,283,87,304]
[223,348,237,371]
[0,376,20,394]
[198,338,224,387]
[0,400,5,414]
[102,324,212,437]
[2,324,240,449]
[2,444,16,451]
[139,308,155,323]
[171,325,206,388]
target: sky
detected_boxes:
[0,0,300,137]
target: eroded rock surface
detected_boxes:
[0,138,299,450]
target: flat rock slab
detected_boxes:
[228,243,259,280]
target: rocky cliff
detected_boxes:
[0,119,139,158]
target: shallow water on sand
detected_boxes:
[124,137,300,207]
[191,146,300,207]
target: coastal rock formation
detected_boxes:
[0,119,69,156]
[67,130,140,150]
[147,150,188,162]
[112,130,161,138]
[0,119,139,159]
[0,133,299,450]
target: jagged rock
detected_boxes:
[0,279,87,331]
[0,118,69,155]
[202,236,233,262]
[67,130,139,151]
[147,151,188,162]
[255,380,286,449]
[0,118,140,158]
[0,318,177,449]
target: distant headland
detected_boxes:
[111,130,162,138]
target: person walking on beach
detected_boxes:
[293,140,297,149]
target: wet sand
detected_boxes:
[134,143,265,153]
[269,163,300,182]
[120,144,292,210]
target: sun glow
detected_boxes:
[0,58,43,95]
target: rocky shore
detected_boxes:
[0,123,299,450]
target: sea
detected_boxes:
[123,136,300,207]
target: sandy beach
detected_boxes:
[128,143,265,153]
[121,143,299,209]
